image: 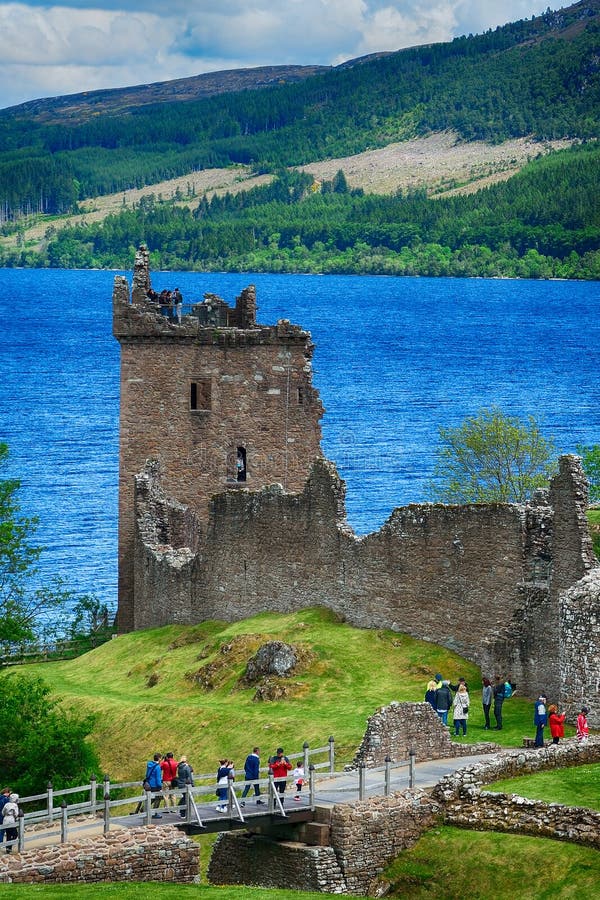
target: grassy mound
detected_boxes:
[17,608,545,781]
[384,825,600,898]
[486,763,600,811]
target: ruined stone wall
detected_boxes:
[559,569,600,729]
[130,455,597,699]
[0,827,198,885]
[432,738,600,847]
[207,832,348,894]
[114,275,323,630]
[208,791,440,896]
[349,702,500,768]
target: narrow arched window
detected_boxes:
[236,446,247,482]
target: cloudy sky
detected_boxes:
[1,1,552,110]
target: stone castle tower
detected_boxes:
[113,246,324,630]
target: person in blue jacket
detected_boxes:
[534,695,548,747]
[144,752,164,816]
[241,746,264,805]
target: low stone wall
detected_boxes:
[208,790,441,896]
[349,701,500,767]
[329,790,441,896]
[207,832,347,894]
[432,737,600,848]
[0,827,199,885]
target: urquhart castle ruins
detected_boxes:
[113,246,600,725]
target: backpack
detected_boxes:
[504,681,513,699]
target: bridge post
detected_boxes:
[227,774,235,815]
[358,763,366,800]
[144,784,152,825]
[309,764,315,812]
[185,785,192,823]
[103,792,111,834]
[60,800,68,843]
[103,773,111,799]
[303,740,310,774]
[17,810,25,853]
[384,756,391,796]
[268,773,276,813]
[47,780,54,824]
[409,749,416,788]
[328,735,335,773]
[90,773,97,814]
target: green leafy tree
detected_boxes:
[427,407,556,503]
[0,442,96,643]
[0,673,98,796]
[577,444,600,504]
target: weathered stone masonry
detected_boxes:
[0,827,199,885]
[114,251,600,718]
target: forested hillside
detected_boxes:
[6,143,599,279]
[0,0,599,220]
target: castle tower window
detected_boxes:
[297,386,305,405]
[236,446,247,482]
[190,378,211,412]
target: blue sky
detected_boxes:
[0,1,552,110]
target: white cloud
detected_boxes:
[0,1,555,109]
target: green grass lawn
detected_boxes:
[0,887,327,900]
[9,608,490,781]
[486,763,600,810]
[384,825,600,899]
[2,607,570,781]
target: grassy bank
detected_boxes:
[486,763,600,811]
[11,608,550,780]
[384,825,600,898]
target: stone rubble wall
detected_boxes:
[207,832,348,894]
[432,737,600,848]
[0,827,199,885]
[207,790,440,896]
[328,790,441,896]
[559,569,600,728]
[349,701,500,768]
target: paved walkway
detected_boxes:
[15,752,498,850]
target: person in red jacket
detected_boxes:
[548,704,566,745]
[268,748,292,802]
[160,752,178,806]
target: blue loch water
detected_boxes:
[1,268,599,617]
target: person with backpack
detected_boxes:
[0,788,11,846]
[176,755,194,817]
[434,681,453,726]
[492,675,506,729]
[160,752,178,807]
[2,793,19,852]
[143,752,163,818]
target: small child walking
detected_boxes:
[292,764,305,801]
[576,706,589,742]
[548,704,566,745]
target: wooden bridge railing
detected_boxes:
[4,740,416,852]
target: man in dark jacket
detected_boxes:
[434,681,453,725]
[176,755,194,817]
[493,675,506,729]
[0,788,11,845]
[241,747,264,805]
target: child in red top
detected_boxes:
[548,704,566,744]
[576,706,589,742]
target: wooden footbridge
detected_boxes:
[6,739,492,852]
